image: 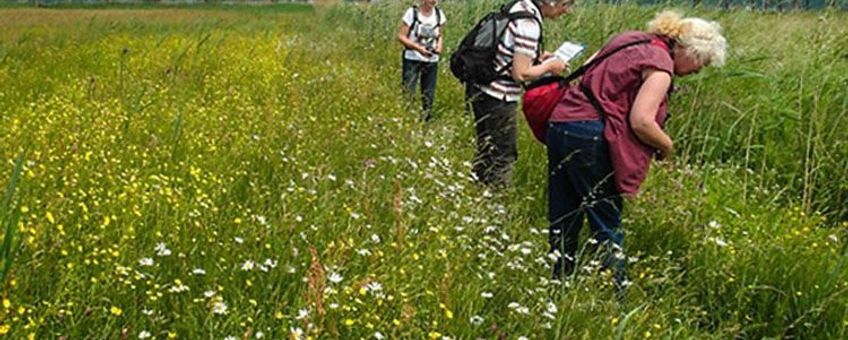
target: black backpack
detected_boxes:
[450,0,541,85]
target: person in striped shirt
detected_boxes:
[467,0,573,188]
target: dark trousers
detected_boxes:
[402,58,438,120]
[466,86,518,188]
[547,120,625,287]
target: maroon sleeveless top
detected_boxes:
[550,31,674,195]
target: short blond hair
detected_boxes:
[647,10,728,67]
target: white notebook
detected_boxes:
[550,41,586,63]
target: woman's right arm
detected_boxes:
[630,69,674,159]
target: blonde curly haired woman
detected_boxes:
[546,10,728,288]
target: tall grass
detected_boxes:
[0,152,25,285]
[0,3,845,339]
[344,0,848,221]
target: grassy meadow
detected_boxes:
[0,1,847,338]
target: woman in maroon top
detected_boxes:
[546,11,727,287]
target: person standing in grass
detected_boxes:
[468,0,572,188]
[398,0,446,121]
[546,10,727,288]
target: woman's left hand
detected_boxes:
[655,142,673,161]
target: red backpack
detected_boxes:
[521,38,658,144]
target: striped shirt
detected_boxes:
[477,0,542,102]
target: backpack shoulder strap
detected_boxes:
[499,0,539,25]
[500,11,544,76]
[573,38,655,124]
[435,6,442,27]
[407,6,419,38]
[500,0,522,13]
[501,0,544,58]
[505,11,537,20]
[562,39,652,83]
[491,9,544,82]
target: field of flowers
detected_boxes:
[0,2,846,339]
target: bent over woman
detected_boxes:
[546,10,728,287]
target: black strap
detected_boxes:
[435,6,441,30]
[525,38,651,93]
[403,6,418,55]
[576,40,653,121]
[409,6,443,37]
[406,6,443,54]
[579,82,606,120]
[562,39,652,84]
[578,38,675,149]
[500,0,524,13]
[576,38,676,116]
[407,6,419,39]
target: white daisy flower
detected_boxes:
[366,281,383,293]
[263,258,278,268]
[328,272,343,284]
[155,243,171,257]
[290,327,304,340]
[469,315,484,326]
[212,301,228,315]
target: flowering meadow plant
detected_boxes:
[0,3,846,339]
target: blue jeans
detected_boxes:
[402,58,438,120]
[547,121,625,286]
